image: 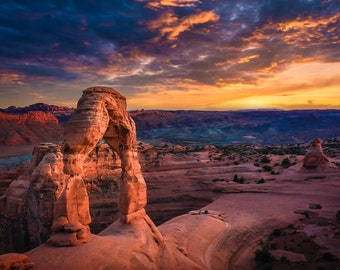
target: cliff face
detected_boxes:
[0,111,63,146]
[0,103,74,122]
[0,142,122,253]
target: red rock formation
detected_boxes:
[0,103,74,122]
[49,86,155,246]
[0,253,34,270]
[0,141,122,253]
[0,111,63,146]
[302,138,336,171]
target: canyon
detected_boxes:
[0,111,63,146]
[1,103,339,147]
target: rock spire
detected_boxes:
[302,138,335,171]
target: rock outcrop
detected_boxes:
[302,138,337,171]
[0,103,74,123]
[0,253,34,270]
[0,141,122,253]
[48,86,155,246]
[0,111,63,146]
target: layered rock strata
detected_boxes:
[49,87,152,246]
[0,111,62,146]
[0,142,122,253]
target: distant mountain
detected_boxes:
[0,111,63,145]
[0,103,74,122]
[1,104,339,146]
[131,109,340,145]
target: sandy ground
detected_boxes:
[25,164,340,269]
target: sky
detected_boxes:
[0,0,339,110]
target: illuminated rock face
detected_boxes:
[49,87,148,246]
[303,138,330,170]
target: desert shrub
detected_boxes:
[316,218,329,226]
[293,209,314,219]
[322,252,338,262]
[281,158,291,168]
[255,247,273,263]
[256,178,265,184]
[262,165,272,172]
[254,162,260,167]
[336,210,340,223]
[233,174,244,184]
[271,228,283,237]
[270,243,277,250]
[212,178,225,182]
[261,156,271,163]
[309,203,322,210]
[280,256,289,262]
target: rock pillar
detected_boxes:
[303,138,330,169]
[48,154,93,246]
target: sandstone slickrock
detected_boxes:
[0,253,34,270]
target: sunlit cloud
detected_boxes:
[238,54,259,64]
[0,73,25,85]
[30,92,45,99]
[139,0,200,9]
[147,10,219,41]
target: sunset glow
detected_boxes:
[0,1,339,110]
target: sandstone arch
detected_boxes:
[49,87,147,246]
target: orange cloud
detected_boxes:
[246,13,340,49]
[0,73,25,85]
[147,11,178,30]
[147,10,219,41]
[276,14,339,32]
[139,0,200,9]
[237,54,259,64]
[260,62,278,72]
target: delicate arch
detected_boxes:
[61,87,147,223]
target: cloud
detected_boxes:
[139,0,201,9]
[30,92,45,99]
[238,54,259,64]
[147,10,220,41]
[0,73,25,85]
[0,0,339,109]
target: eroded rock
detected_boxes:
[302,138,337,171]
[0,253,34,270]
[49,86,156,246]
